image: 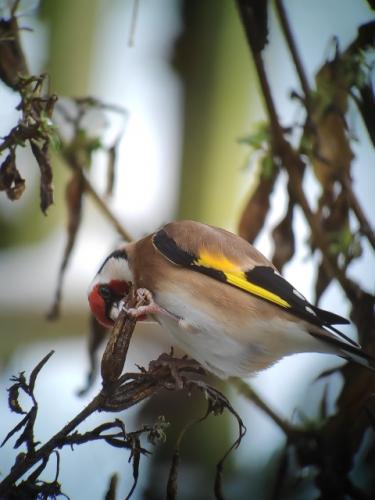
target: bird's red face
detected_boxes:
[88,279,130,328]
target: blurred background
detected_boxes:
[0,0,374,498]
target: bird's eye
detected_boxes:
[98,285,111,300]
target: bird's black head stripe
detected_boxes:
[98,249,128,274]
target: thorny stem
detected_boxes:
[0,395,102,495]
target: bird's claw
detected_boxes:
[123,288,180,320]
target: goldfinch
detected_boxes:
[88,220,374,378]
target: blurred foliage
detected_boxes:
[237,0,375,498]
[1,0,375,499]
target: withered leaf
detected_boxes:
[238,166,279,244]
[47,171,84,320]
[0,150,26,201]
[106,144,116,197]
[14,406,37,452]
[7,384,26,415]
[104,473,118,500]
[357,83,375,149]
[167,450,180,500]
[78,315,108,396]
[29,350,55,393]
[271,198,295,271]
[29,140,54,214]
[1,413,29,447]
[0,18,28,90]
[126,437,141,500]
[236,0,269,53]
[314,259,331,305]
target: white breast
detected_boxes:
[153,290,330,379]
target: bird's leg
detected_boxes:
[123,288,179,320]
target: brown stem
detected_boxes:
[274,0,311,105]
[236,1,282,133]
[82,172,133,242]
[231,378,293,436]
[341,176,375,251]
[63,151,133,242]
[236,1,362,303]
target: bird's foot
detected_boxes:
[149,349,204,389]
[123,288,177,320]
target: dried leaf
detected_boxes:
[314,259,330,305]
[166,450,179,500]
[47,172,84,320]
[238,166,279,244]
[106,144,116,197]
[356,82,375,149]
[125,437,141,500]
[7,384,26,415]
[14,406,37,452]
[77,315,108,397]
[104,473,118,500]
[236,0,269,53]
[318,384,329,420]
[29,140,54,214]
[0,150,25,201]
[29,350,54,393]
[1,413,30,447]
[0,18,28,90]
[271,198,295,271]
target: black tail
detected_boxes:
[339,343,375,372]
[309,328,375,372]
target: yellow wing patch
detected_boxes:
[224,271,290,309]
[195,249,239,272]
[194,250,290,309]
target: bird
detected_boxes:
[88,220,374,379]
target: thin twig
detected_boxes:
[62,152,133,242]
[341,176,375,251]
[274,0,311,105]
[82,173,133,242]
[128,0,140,47]
[230,378,293,436]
